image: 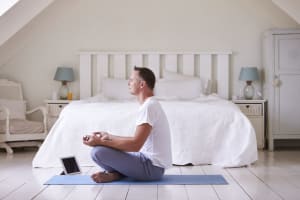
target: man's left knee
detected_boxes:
[90,146,113,162]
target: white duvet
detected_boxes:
[32,95,257,168]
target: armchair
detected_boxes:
[0,79,48,154]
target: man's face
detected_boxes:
[128,71,142,95]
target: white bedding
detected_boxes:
[32,95,257,168]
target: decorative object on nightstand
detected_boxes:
[233,99,267,149]
[239,67,259,100]
[54,67,74,100]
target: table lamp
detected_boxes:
[239,67,259,100]
[54,67,74,100]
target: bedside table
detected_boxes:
[45,100,72,130]
[232,99,267,149]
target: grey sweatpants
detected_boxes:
[91,146,165,181]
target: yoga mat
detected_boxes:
[44,175,228,185]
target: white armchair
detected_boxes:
[0,79,48,154]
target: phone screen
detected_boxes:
[61,157,80,174]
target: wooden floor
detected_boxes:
[1,149,300,200]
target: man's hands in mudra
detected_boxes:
[83,132,111,146]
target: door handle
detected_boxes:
[272,77,280,87]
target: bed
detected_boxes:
[32,51,258,168]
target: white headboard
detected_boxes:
[79,51,232,99]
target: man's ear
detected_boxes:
[140,80,146,88]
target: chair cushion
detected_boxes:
[0,119,44,134]
[0,99,26,120]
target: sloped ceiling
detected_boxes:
[0,0,55,47]
[272,0,300,24]
[0,0,299,48]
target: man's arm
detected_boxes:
[83,123,152,152]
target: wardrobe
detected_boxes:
[264,29,300,150]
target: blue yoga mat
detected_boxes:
[44,175,228,185]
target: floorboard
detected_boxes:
[1,149,300,200]
[126,185,157,200]
[203,165,251,200]
[96,185,129,200]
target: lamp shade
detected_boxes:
[54,67,74,82]
[239,67,259,81]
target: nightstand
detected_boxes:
[232,99,267,149]
[45,100,72,130]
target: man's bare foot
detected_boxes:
[91,171,122,183]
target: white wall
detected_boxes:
[0,0,299,109]
[272,0,300,24]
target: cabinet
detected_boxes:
[263,29,300,150]
[45,100,71,130]
[233,100,267,149]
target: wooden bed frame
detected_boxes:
[79,51,232,99]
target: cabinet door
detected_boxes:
[48,103,67,117]
[248,116,264,149]
[274,34,300,136]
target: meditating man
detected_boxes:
[83,66,172,183]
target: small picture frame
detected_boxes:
[60,156,81,175]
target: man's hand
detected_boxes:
[83,131,111,147]
[94,132,111,140]
[83,134,100,146]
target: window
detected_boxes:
[0,0,19,16]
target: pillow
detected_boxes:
[163,70,212,95]
[154,78,203,100]
[84,93,111,102]
[162,70,194,80]
[101,78,135,100]
[0,99,26,120]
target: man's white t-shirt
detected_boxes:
[136,96,172,169]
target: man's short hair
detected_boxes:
[134,66,156,90]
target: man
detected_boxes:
[83,66,172,183]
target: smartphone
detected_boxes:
[60,156,81,175]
